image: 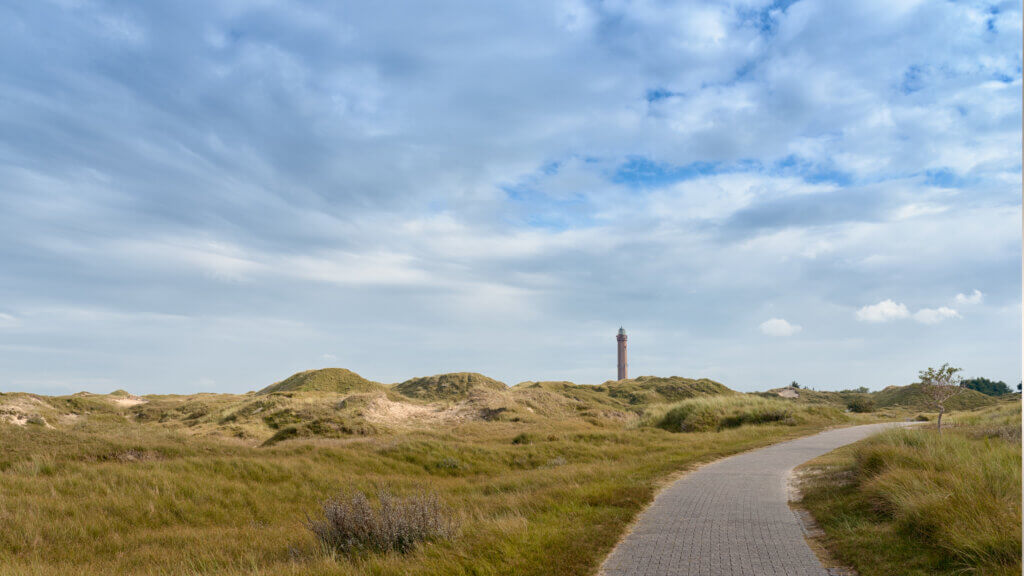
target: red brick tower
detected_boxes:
[616,327,628,381]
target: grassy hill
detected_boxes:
[759,383,998,415]
[257,368,384,395]
[0,383,886,576]
[758,387,866,405]
[8,365,1010,576]
[512,381,635,410]
[597,376,734,405]
[394,372,507,401]
[642,394,849,433]
[872,383,997,411]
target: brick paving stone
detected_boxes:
[600,423,901,576]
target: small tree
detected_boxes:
[791,381,800,389]
[918,364,964,433]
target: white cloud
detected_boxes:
[760,318,802,337]
[0,1,1019,393]
[858,300,963,324]
[321,353,338,361]
[893,203,949,220]
[955,289,984,305]
[856,300,910,322]
[913,307,961,324]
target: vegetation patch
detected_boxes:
[598,376,733,405]
[642,395,847,433]
[394,372,507,401]
[306,488,458,555]
[871,383,996,411]
[797,400,1022,576]
[258,368,385,395]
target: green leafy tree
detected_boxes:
[790,381,800,389]
[961,377,1012,396]
[918,364,964,433]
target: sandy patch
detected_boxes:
[59,413,82,425]
[777,388,799,399]
[362,397,467,426]
[0,396,52,427]
[111,397,148,407]
[1,411,28,426]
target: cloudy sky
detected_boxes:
[1,0,1020,395]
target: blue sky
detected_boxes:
[0,0,1020,394]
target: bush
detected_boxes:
[306,488,457,555]
[643,395,845,433]
[511,433,532,445]
[846,397,875,413]
[25,415,47,426]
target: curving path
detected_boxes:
[600,423,902,576]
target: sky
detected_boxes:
[0,0,1021,395]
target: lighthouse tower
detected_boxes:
[616,327,628,381]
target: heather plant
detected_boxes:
[306,488,458,555]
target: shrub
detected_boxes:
[306,488,457,555]
[846,397,875,413]
[25,415,47,426]
[511,433,532,445]
[643,395,844,433]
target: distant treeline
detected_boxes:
[961,377,1014,396]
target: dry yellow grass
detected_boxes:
[0,393,869,576]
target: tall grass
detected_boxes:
[0,409,854,575]
[641,394,848,432]
[799,400,1022,576]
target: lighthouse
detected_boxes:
[616,327,628,381]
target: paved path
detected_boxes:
[600,423,901,576]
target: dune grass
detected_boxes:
[640,394,850,433]
[797,399,1022,576]
[0,405,857,576]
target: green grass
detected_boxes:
[258,368,385,395]
[0,396,859,575]
[395,373,507,401]
[596,375,734,405]
[797,400,1022,576]
[870,383,997,411]
[2,372,975,576]
[640,394,850,432]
